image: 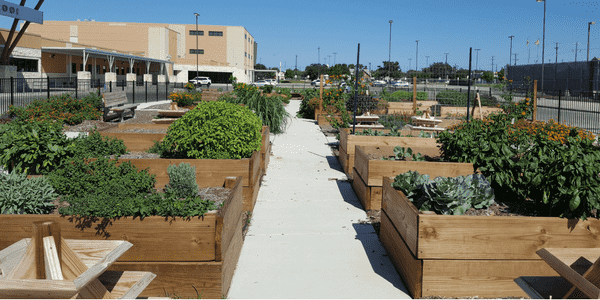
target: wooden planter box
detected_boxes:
[387,101,438,114]
[260,126,271,177]
[380,177,600,298]
[351,145,473,210]
[120,151,260,212]
[0,176,244,299]
[99,124,168,152]
[338,128,439,178]
[439,106,503,118]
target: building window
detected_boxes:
[189,30,204,36]
[9,57,37,72]
[245,34,247,39]
[71,62,77,74]
[190,49,204,55]
[208,31,223,36]
[245,52,247,57]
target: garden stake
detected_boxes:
[466,47,472,122]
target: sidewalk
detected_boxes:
[227,100,410,299]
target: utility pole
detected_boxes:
[514,53,518,65]
[574,42,579,62]
[295,55,297,70]
[555,42,560,63]
[415,40,419,72]
[328,55,331,66]
[333,52,337,65]
[444,53,449,80]
[318,47,320,65]
[426,56,429,68]
[509,35,515,66]
[491,56,495,75]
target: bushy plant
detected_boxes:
[159,101,262,159]
[0,120,73,175]
[169,91,201,107]
[297,89,319,118]
[380,90,428,102]
[226,85,289,134]
[164,163,199,198]
[70,130,128,159]
[81,92,104,110]
[0,171,58,214]
[383,146,425,161]
[438,111,599,219]
[260,85,274,93]
[8,93,102,125]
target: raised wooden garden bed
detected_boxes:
[338,128,439,178]
[351,145,473,210]
[0,176,245,299]
[260,125,271,177]
[380,176,600,298]
[120,151,260,212]
[387,101,438,114]
[99,124,169,152]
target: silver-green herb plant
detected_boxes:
[164,163,199,198]
[0,171,58,214]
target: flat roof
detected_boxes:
[41,47,173,64]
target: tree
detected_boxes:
[422,62,453,80]
[328,64,350,77]
[254,63,267,70]
[498,68,505,81]
[375,61,402,80]
[303,64,329,80]
[481,71,494,82]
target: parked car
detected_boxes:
[189,76,211,87]
[252,80,272,87]
[311,79,327,87]
[265,79,277,86]
[393,81,409,87]
[339,82,351,93]
[371,80,387,87]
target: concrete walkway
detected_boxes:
[228,100,410,299]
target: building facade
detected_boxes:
[7,20,257,83]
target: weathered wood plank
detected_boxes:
[215,177,243,262]
[221,211,244,297]
[0,278,78,299]
[351,167,371,210]
[356,145,473,186]
[380,211,423,298]
[439,106,503,118]
[97,270,156,300]
[0,238,29,278]
[72,241,133,291]
[421,259,557,298]
[43,236,63,280]
[418,214,600,260]
[99,132,165,152]
[537,248,600,299]
[109,261,223,299]
[338,145,349,174]
[382,177,420,256]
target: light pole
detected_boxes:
[388,20,393,83]
[444,53,449,80]
[537,0,546,93]
[588,21,596,62]
[328,55,331,66]
[318,47,320,65]
[474,49,480,81]
[333,52,337,65]
[415,40,419,72]
[194,13,199,82]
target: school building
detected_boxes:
[0,19,257,83]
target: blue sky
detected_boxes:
[1,0,598,72]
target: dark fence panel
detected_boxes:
[536,90,600,134]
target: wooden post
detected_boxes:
[319,74,324,112]
[533,80,538,121]
[477,93,483,120]
[412,77,417,114]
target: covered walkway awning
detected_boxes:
[41,47,173,75]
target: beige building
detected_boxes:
[2,19,257,83]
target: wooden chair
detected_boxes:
[515,248,600,299]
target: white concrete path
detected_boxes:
[228,100,410,299]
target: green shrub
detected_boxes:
[379,89,427,102]
[297,89,319,118]
[260,85,274,93]
[438,111,600,219]
[436,90,498,107]
[8,93,102,125]
[225,87,289,134]
[81,92,104,110]
[70,131,128,159]
[0,171,58,214]
[160,101,262,159]
[164,163,199,198]
[0,120,73,175]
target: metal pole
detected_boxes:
[194,13,199,83]
[47,76,50,99]
[588,22,595,62]
[416,40,419,72]
[352,43,361,134]
[389,20,393,84]
[538,0,546,93]
[467,48,472,122]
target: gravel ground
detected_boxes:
[63,103,172,133]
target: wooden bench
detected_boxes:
[102,91,139,122]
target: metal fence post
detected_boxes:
[10,77,14,106]
[132,81,135,103]
[145,81,148,103]
[558,90,562,124]
[156,80,159,102]
[75,79,78,98]
[47,76,50,99]
[109,81,112,93]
